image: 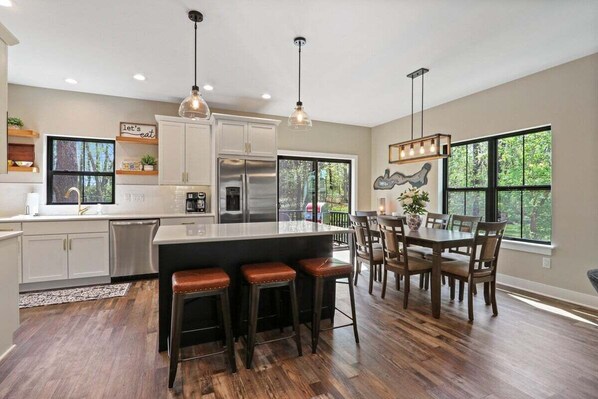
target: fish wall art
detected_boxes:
[373,163,431,190]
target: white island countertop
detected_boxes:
[153,221,352,245]
[0,213,215,223]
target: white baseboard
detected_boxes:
[497,273,598,310]
[0,344,15,364]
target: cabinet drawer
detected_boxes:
[160,216,214,226]
[22,220,109,235]
[0,222,22,232]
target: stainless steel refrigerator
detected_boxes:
[218,158,277,223]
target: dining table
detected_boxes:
[364,223,475,318]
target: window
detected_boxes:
[444,126,552,243]
[47,136,115,204]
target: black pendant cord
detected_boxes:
[410,77,414,140]
[194,21,197,89]
[421,71,424,138]
[298,43,302,104]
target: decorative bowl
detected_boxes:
[15,161,33,167]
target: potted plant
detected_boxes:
[397,188,430,230]
[140,154,157,171]
[8,117,24,130]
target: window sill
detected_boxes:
[502,239,554,256]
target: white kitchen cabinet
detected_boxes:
[156,116,212,185]
[22,234,68,283]
[0,223,22,283]
[213,113,280,159]
[68,233,109,279]
[0,24,19,175]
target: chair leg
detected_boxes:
[419,274,424,289]
[312,277,324,354]
[246,284,260,369]
[168,293,185,388]
[424,272,429,291]
[377,263,382,282]
[491,280,498,316]
[381,267,388,299]
[395,272,400,290]
[289,280,302,356]
[368,263,375,294]
[483,282,491,305]
[468,278,474,322]
[403,274,410,309]
[449,277,455,300]
[472,284,478,296]
[220,290,237,373]
[354,261,361,286]
[458,280,465,302]
[347,274,360,344]
[442,274,446,285]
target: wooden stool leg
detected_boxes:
[275,289,284,332]
[458,280,465,302]
[491,280,498,316]
[347,274,359,344]
[215,296,225,346]
[312,277,324,354]
[219,290,237,373]
[168,293,185,388]
[246,284,260,369]
[289,280,302,356]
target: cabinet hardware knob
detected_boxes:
[63,239,67,251]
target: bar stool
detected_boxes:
[297,257,359,353]
[168,268,236,388]
[239,262,302,369]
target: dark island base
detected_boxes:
[158,235,336,352]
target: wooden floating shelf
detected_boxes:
[115,136,158,145]
[8,166,39,173]
[116,169,158,176]
[8,129,40,138]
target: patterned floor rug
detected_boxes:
[19,283,131,309]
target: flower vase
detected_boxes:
[407,214,422,231]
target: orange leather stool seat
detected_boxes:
[298,257,353,278]
[241,262,296,284]
[172,268,230,294]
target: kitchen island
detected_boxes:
[153,221,352,351]
[0,231,21,362]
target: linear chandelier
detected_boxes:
[389,68,451,164]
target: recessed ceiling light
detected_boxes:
[0,0,12,8]
[65,78,78,85]
[203,84,214,91]
[261,93,272,100]
[133,73,146,81]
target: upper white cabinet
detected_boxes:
[0,23,19,175]
[156,116,212,185]
[212,113,280,159]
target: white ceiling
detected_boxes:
[1,0,597,127]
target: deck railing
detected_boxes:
[278,210,350,249]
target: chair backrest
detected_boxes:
[355,210,379,227]
[425,213,450,229]
[448,214,482,255]
[467,221,508,277]
[377,216,409,269]
[349,214,375,260]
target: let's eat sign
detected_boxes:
[119,122,157,139]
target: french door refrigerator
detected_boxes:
[218,158,277,223]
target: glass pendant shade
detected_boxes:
[288,102,312,130]
[179,86,210,119]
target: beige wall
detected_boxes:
[371,53,598,298]
[3,84,371,209]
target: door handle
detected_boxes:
[63,239,67,251]
[181,222,195,225]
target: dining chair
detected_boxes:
[377,216,432,308]
[408,212,451,288]
[349,214,384,294]
[355,210,382,279]
[440,221,508,321]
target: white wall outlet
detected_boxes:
[124,193,132,202]
[542,257,551,269]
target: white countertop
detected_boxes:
[0,213,215,223]
[153,221,351,245]
[0,231,22,241]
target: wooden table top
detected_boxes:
[370,225,474,248]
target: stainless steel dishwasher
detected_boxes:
[110,219,160,277]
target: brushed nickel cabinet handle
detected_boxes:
[181,222,195,225]
[63,239,67,251]
[69,239,72,251]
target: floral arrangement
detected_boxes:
[398,188,430,215]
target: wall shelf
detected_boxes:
[116,169,158,176]
[8,166,38,173]
[115,136,158,145]
[8,129,40,138]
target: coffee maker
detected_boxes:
[186,192,206,213]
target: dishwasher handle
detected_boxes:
[111,220,158,226]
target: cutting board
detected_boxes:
[8,144,35,162]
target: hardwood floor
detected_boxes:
[1,267,597,398]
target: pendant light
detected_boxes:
[388,68,451,164]
[288,37,312,130]
[179,10,210,120]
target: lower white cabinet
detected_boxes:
[22,232,109,283]
[68,233,109,279]
[22,234,69,283]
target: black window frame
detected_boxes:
[443,125,552,244]
[46,136,116,205]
